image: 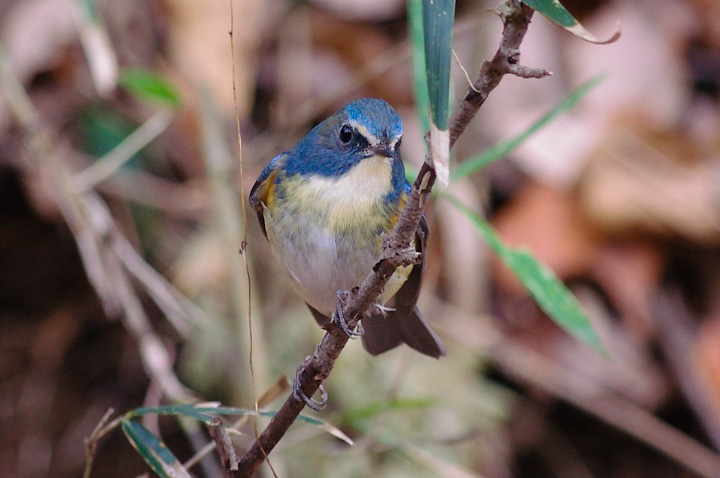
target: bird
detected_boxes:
[250,97,446,359]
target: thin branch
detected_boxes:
[448,0,550,148]
[83,408,124,478]
[209,418,239,474]
[236,1,547,475]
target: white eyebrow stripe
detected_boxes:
[349,120,380,146]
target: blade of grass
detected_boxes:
[408,0,430,136]
[126,404,216,423]
[124,404,354,445]
[423,0,456,185]
[443,193,606,354]
[423,0,455,130]
[521,0,620,44]
[122,419,192,478]
[451,74,605,182]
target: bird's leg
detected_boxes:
[333,289,364,338]
[292,359,328,411]
[369,303,395,317]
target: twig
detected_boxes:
[190,377,292,471]
[209,418,239,474]
[83,408,124,478]
[448,0,550,148]
[236,1,548,475]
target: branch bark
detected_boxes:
[236,1,549,475]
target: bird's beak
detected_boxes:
[371,143,396,158]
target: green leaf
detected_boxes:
[125,404,354,445]
[408,0,430,136]
[422,0,455,130]
[443,194,606,354]
[122,420,191,478]
[126,404,215,424]
[422,0,455,185]
[451,74,605,182]
[521,0,620,44]
[120,68,182,107]
[522,0,574,27]
[197,406,355,445]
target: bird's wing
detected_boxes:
[369,215,446,358]
[307,304,331,327]
[392,214,428,317]
[249,154,286,239]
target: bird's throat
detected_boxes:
[291,155,397,232]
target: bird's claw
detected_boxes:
[293,366,328,411]
[333,290,364,338]
[371,303,395,316]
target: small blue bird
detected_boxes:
[250,98,446,358]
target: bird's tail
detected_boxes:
[362,307,447,358]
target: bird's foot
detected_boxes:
[369,303,395,317]
[292,363,328,411]
[333,289,364,338]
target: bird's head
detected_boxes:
[287,98,404,178]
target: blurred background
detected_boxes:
[2,0,720,477]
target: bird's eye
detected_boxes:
[339,124,353,144]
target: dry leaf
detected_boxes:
[580,125,720,244]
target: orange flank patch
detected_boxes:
[388,192,406,227]
[262,169,279,210]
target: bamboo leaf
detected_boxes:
[125,404,354,445]
[423,0,455,130]
[408,0,430,136]
[126,404,215,424]
[451,74,605,182]
[522,0,620,44]
[444,194,606,354]
[423,0,456,185]
[122,420,191,478]
[202,406,355,445]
